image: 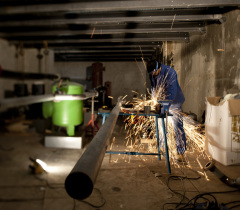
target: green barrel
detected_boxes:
[43,82,83,136]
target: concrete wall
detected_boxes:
[55,61,147,104]
[0,38,55,98]
[177,9,240,121]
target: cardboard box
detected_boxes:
[205,97,240,165]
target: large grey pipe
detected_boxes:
[65,98,122,200]
[204,160,240,188]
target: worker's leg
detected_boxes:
[170,104,186,154]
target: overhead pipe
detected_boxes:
[65,97,123,200]
[204,160,240,188]
[0,65,60,80]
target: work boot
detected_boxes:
[176,154,186,163]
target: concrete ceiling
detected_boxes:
[0,0,239,62]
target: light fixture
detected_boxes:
[29,157,48,174]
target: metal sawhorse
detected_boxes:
[98,110,171,174]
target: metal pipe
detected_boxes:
[204,160,240,188]
[0,66,60,80]
[0,94,54,110]
[65,98,122,200]
[0,92,98,110]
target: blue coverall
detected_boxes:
[150,63,186,154]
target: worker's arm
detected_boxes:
[164,70,178,101]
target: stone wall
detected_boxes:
[177,9,240,121]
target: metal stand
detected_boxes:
[99,111,171,174]
[84,96,99,136]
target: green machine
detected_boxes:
[42,81,83,136]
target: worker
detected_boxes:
[147,60,187,162]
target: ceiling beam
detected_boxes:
[0,22,206,33]
[0,1,239,14]
[52,45,159,49]
[55,57,148,62]
[13,41,164,49]
[61,53,153,57]
[54,49,155,53]
[54,55,151,62]
[0,15,223,27]
[0,27,204,37]
[9,35,189,46]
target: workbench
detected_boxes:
[98,110,172,174]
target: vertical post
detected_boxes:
[84,96,99,136]
[161,118,171,174]
[155,116,161,160]
[164,41,168,65]
[91,96,94,115]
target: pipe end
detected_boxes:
[204,160,215,171]
[65,172,93,200]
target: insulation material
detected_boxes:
[205,97,240,165]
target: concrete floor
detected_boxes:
[0,117,240,210]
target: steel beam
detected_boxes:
[17,38,188,44]
[55,58,147,62]
[55,54,152,62]
[0,95,54,110]
[0,69,59,80]
[0,1,239,14]
[52,44,161,49]
[54,49,155,53]
[61,53,152,58]
[0,15,223,27]
[15,42,163,49]
[10,37,188,45]
[0,27,205,38]
[65,98,122,200]
[9,33,189,44]
[0,22,205,31]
